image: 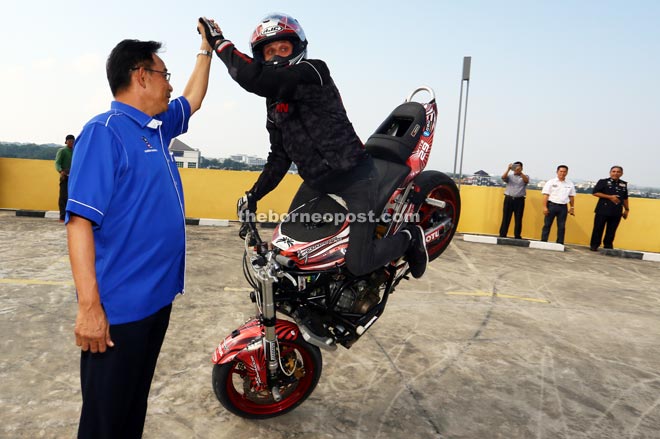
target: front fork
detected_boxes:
[255,259,283,401]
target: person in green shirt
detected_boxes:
[55,134,74,221]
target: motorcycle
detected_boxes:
[211,86,461,419]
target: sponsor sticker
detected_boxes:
[262,25,283,36]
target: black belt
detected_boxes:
[547,201,567,206]
[505,195,525,199]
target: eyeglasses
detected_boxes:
[131,67,171,82]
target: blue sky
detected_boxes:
[2,1,659,186]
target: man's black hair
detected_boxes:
[557,164,568,171]
[106,39,162,96]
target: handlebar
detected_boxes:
[247,219,261,244]
[239,215,263,248]
[274,254,295,268]
[242,216,293,269]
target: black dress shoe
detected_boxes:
[589,247,598,251]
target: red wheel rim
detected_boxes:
[224,341,316,416]
[419,186,459,258]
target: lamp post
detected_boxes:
[452,56,472,188]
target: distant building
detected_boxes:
[169,139,200,169]
[462,170,501,186]
[576,181,596,190]
[229,154,267,166]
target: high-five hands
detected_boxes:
[198,17,224,48]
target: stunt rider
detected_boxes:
[200,13,428,278]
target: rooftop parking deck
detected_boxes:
[1,211,659,438]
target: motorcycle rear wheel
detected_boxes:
[212,337,322,419]
[412,171,461,261]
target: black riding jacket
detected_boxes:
[215,41,367,200]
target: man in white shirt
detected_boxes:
[541,165,576,244]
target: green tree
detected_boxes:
[0,142,60,160]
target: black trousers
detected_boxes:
[541,202,568,244]
[78,304,172,439]
[499,196,525,238]
[590,213,622,249]
[58,176,68,220]
[305,158,409,277]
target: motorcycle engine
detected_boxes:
[334,271,387,314]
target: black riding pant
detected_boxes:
[307,157,409,277]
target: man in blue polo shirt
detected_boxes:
[66,21,214,439]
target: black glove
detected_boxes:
[198,17,224,48]
[237,192,257,223]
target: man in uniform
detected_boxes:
[589,166,629,251]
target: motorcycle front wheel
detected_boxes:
[412,171,461,261]
[212,337,322,419]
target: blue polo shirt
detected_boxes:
[66,98,191,324]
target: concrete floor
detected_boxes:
[1,211,659,439]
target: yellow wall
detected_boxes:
[458,185,660,252]
[178,167,302,219]
[0,158,302,216]
[1,158,60,210]
[2,158,659,252]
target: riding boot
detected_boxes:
[403,225,428,279]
